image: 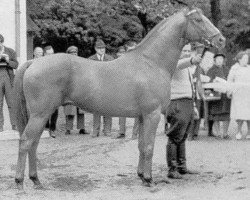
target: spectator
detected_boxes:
[113,46,127,139]
[116,46,126,58]
[44,45,58,138]
[64,46,89,135]
[0,34,18,132]
[207,53,231,139]
[33,47,43,59]
[227,51,250,139]
[88,39,114,137]
[166,43,201,179]
[125,41,137,52]
[124,41,141,140]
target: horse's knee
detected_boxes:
[19,139,34,153]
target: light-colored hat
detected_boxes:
[66,46,78,53]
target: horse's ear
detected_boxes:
[170,0,188,7]
[170,0,194,10]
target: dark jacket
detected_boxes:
[88,53,114,61]
[206,64,230,120]
[0,46,18,85]
[207,65,228,82]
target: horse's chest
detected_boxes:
[135,74,171,108]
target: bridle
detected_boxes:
[184,9,221,48]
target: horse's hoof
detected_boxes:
[15,178,24,191]
[137,173,145,181]
[142,178,156,187]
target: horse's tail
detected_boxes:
[13,60,33,134]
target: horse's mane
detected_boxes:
[132,8,188,51]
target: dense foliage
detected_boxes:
[27,0,250,58]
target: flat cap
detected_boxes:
[95,39,106,48]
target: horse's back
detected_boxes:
[23,53,171,117]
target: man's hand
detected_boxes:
[1,54,9,63]
[191,54,202,65]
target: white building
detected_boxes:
[0,0,39,135]
[0,0,38,64]
[0,0,27,64]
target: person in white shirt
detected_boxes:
[166,43,202,179]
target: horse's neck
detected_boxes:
[136,12,187,75]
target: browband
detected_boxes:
[186,9,197,16]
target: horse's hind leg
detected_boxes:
[138,107,161,187]
[28,136,43,189]
[15,114,48,190]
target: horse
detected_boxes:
[13,5,225,190]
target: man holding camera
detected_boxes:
[0,34,18,132]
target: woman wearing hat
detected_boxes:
[64,46,89,135]
[207,53,231,139]
[227,51,250,139]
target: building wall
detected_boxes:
[0,0,27,64]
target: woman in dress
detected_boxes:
[227,51,250,139]
[207,53,231,139]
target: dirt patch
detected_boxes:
[50,174,97,192]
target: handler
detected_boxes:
[166,43,202,179]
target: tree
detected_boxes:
[210,0,221,27]
[28,0,144,57]
[27,0,250,57]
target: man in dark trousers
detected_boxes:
[0,34,18,132]
[88,39,114,137]
[166,44,202,179]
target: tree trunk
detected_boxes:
[210,0,221,27]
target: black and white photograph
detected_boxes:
[0,0,249,199]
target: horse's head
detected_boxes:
[184,7,225,49]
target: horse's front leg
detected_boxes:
[138,107,161,187]
[137,116,144,180]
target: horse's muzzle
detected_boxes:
[212,34,226,50]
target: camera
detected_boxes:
[0,56,6,62]
[0,54,6,62]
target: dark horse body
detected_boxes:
[14,6,225,189]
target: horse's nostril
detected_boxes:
[219,37,225,43]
